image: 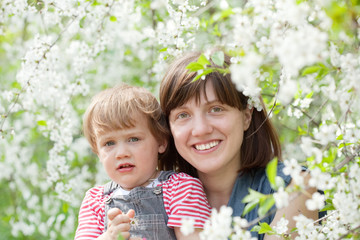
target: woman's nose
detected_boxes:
[191,114,213,136]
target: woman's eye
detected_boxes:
[105,141,115,146]
[128,137,139,142]
[177,112,189,119]
[210,107,222,113]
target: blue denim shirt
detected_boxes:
[228,162,292,240]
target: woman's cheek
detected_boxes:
[170,123,181,139]
[171,123,187,142]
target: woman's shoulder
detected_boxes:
[248,162,292,194]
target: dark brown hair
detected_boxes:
[159,51,281,177]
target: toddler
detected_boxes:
[74,84,211,240]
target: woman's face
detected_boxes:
[169,81,252,176]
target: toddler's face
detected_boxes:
[96,115,166,190]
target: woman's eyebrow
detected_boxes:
[204,99,221,105]
[173,105,189,110]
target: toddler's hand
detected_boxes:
[106,208,135,240]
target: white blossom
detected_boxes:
[278,69,297,105]
[305,192,325,211]
[313,123,339,146]
[230,52,263,111]
[309,168,335,191]
[273,217,289,234]
[273,187,289,209]
[200,206,233,240]
[180,218,195,236]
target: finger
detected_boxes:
[126,209,135,218]
[107,208,123,221]
[109,212,131,227]
[107,223,131,239]
[121,231,131,240]
[109,222,131,236]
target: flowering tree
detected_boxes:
[0,0,359,239]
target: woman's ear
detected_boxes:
[158,139,168,154]
[243,106,253,131]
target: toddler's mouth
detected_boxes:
[118,164,135,169]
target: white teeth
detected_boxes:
[195,141,219,150]
[120,164,132,168]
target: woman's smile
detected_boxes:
[193,140,220,151]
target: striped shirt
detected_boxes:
[75,172,211,239]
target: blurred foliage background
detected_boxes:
[0,0,359,239]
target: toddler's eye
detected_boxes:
[105,141,115,146]
[177,112,189,119]
[128,137,139,142]
[210,107,222,113]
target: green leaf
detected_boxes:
[212,24,221,37]
[11,81,21,89]
[110,16,117,22]
[211,51,225,66]
[79,16,86,28]
[336,134,343,140]
[305,91,314,99]
[258,196,275,217]
[220,8,235,19]
[92,0,101,6]
[62,202,69,213]
[242,189,265,203]
[197,54,211,66]
[275,177,285,189]
[186,62,204,72]
[118,235,125,240]
[192,69,213,82]
[297,126,307,135]
[301,65,322,76]
[316,68,329,80]
[251,225,261,232]
[37,120,47,126]
[258,222,274,234]
[266,157,278,190]
[242,200,259,216]
[321,203,336,211]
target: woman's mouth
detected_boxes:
[194,140,220,151]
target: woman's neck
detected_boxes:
[198,169,239,211]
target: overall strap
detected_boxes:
[158,170,176,182]
[103,181,119,195]
[103,171,175,195]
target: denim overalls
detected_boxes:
[104,171,176,240]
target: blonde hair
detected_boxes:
[83,84,169,154]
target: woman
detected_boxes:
[159,51,318,240]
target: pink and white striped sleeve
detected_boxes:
[74,186,106,240]
[162,172,212,229]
